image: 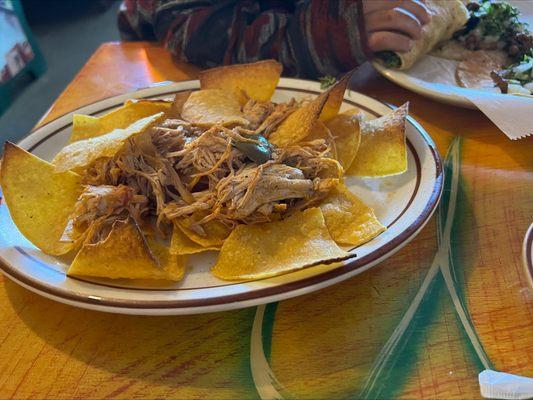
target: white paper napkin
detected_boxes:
[461,91,533,140]
[479,369,533,399]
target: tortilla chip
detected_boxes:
[53,112,164,174]
[175,213,231,248]
[170,223,219,255]
[68,219,181,280]
[199,60,282,104]
[324,109,362,170]
[320,184,385,246]
[320,73,351,121]
[0,142,83,255]
[171,90,192,117]
[211,208,351,280]
[347,103,408,177]
[145,235,186,281]
[70,115,101,143]
[305,121,337,159]
[181,89,249,127]
[307,120,332,141]
[269,91,329,147]
[69,100,172,143]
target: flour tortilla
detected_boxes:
[431,40,475,61]
[390,0,469,70]
[456,51,507,91]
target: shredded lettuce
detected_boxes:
[319,75,337,90]
[456,1,531,61]
[473,0,525,39]
[376,51,401,69]
[502,54,533,85]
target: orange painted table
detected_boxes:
[1,42,532,399]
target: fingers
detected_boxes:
[363,0,400,14]
[367,31,413,53]
[400,0,430,25]
[365,7,424,40]
[363,0,430,25]
[362,0,431,53]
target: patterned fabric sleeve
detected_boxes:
[117,0,368,78]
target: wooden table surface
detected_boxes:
[1,42,532,399]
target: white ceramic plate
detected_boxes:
[0,78,443,315]
[373,62,475,109]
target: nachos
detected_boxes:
[1,60,409,282]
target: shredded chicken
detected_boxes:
[214,163,314,222]
[279,139,343,180]
[151,119,200,153]
[77,97,340,239]
[63,185,148,244]
[257,98,298,136]
[242,99,275,130]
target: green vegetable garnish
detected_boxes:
[232,133,273,165]
[319,75,337,90]
[473,0,524,38]
[502,54,533,85]
[458,1,531,61]
[376,51,402,69]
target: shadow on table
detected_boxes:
[3,278,258,397]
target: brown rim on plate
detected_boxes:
[0,85,443,310]
[524,224,533,286]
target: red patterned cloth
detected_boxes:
[118,0,368,78]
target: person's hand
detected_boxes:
[362,0,431,53]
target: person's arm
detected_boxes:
[234,1,369,77]
[117,0,429,78]
[117,0,368,78]
[235,0,430,76]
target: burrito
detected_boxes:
[377,0,469,70]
